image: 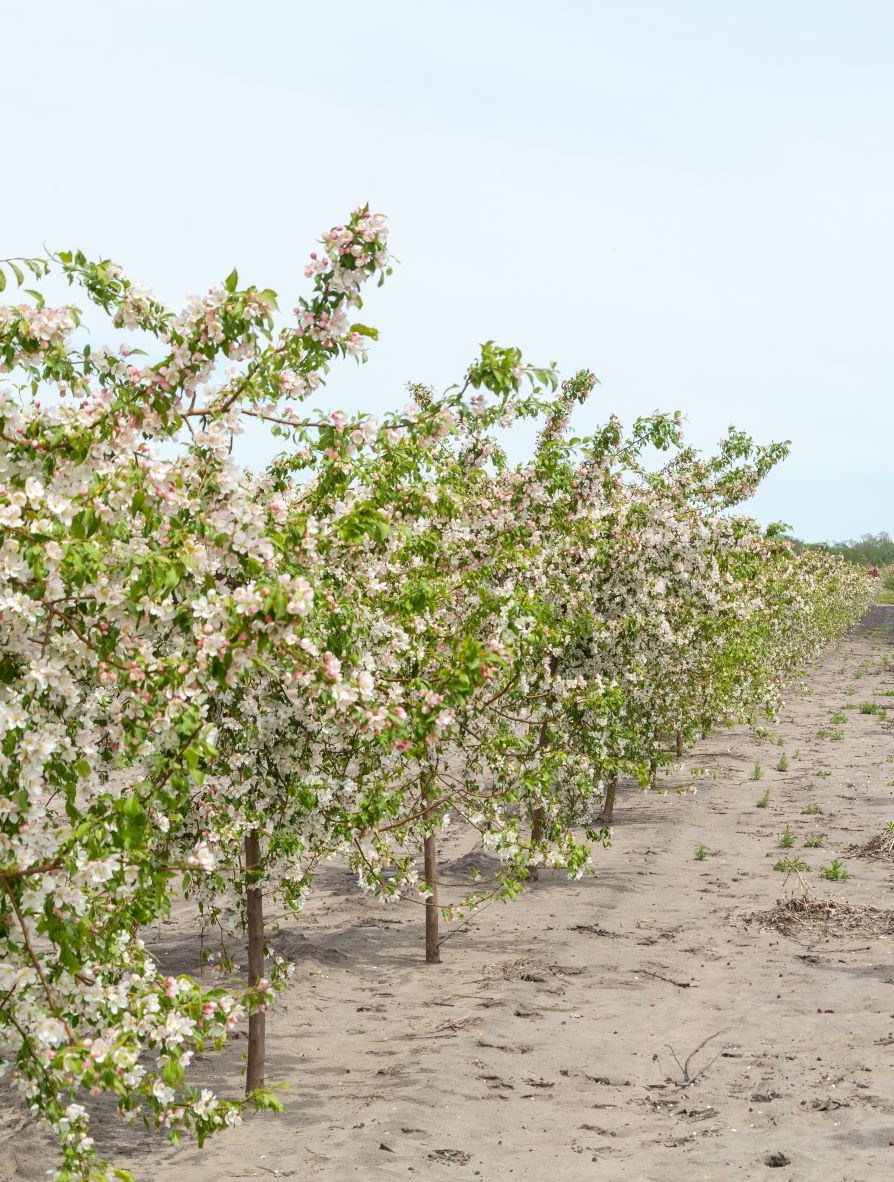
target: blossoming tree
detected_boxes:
[0,209,872,1182]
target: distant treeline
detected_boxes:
[786,531,894,568]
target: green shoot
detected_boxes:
[820,860,851,881]
[774,856,811,873]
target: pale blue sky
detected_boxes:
[4,1,892,540]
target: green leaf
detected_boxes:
[224,267,239,293]
[121,795,144,820]
[8,262,24,286]
[249,1087,285,1112]
[349,323,379,340]
[0,268,5,293]
[162,1057,184,1086]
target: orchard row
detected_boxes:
[0,210,871,1180]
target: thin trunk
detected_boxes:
[600,774,617,824]
[675,730,684,758]
[423,832,440,964]
[528,805,543,883]
[531,806,544,846]
[528,716,550,877]
[529,654,559,874]
[648,724,660,789]
[245,830,265,1094]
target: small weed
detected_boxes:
[816,770,832,779]
[879,691,894,698]
[801,802,823,815]
[792,748,801,760]
[750,761,765,781]
[859,701,886,717]
[756,789,771,808]
[778,826,795,848]
[817,728,844,741]
[887,779,894,788]
[820,860,851,882]
[774,856,811,873]
[884,821,894,834]
[694,844,710,861]
[804,834,825,848]
[775,753,789,772]
[829,712,847,725]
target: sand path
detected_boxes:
[4,608,894,1181]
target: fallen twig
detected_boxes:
[663,1029,727,1088]
[809,944,871,954]
[638,969,695,989]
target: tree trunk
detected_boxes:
[528,654,559,876]
[528,806,543,883]
[675,730,684,758]
[245,830,266,1094]
[648,723,660,789]
[531,807,544,846]
[600,774,617,824]
[528,714,550,877]
[423,832,440,964]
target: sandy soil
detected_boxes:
[3,607,894,1182]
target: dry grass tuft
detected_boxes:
[846,830,894,861]
[746,897,894,940]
